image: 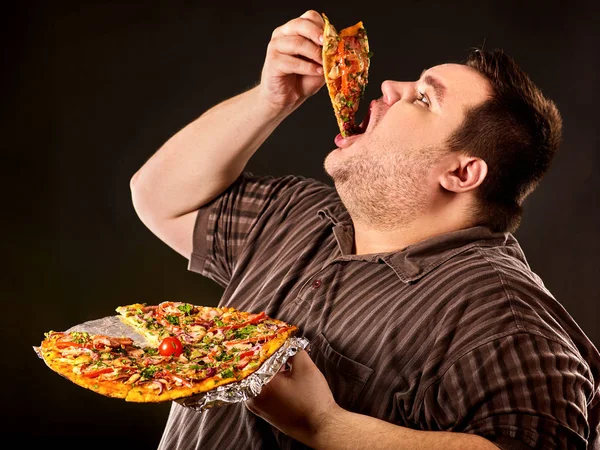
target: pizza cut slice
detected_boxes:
[115,302,235,346]
[321,13,371,137]
[115,301,284,346]
[39,331,155,400]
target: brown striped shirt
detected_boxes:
[158,173,600,450]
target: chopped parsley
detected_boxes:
[233,325,258,340]
[165,315,180,326]
[70,331,90,344]
[177,304,193,315]
[215,352,233,362]
[140,365,159,380]
[220,369,234,379]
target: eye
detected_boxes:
[416,91,430,107]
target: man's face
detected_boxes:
[324,63,492,229]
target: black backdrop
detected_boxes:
[6,0,599,448]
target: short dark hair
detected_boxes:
[446,48,563,233]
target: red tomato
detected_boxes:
[158,336,183,357]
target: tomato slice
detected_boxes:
[208,312,267,333]
[248,312,267,325]
[158,336,183,357]
[239,350,256,359]
[56,340,93,350]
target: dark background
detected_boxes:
[5,0,598,448]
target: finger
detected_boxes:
[286,350,314,374]
[269,35,323,65]
[299,9,325,27]
[272,16,324,47]
[267,52,323,76]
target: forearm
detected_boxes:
[130,85,287,220]
[312,407,498,450]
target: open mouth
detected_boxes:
[334,102,373,148]
[355,105,372,135]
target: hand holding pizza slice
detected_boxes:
[322,13,371,137]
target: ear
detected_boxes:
[439,154,487,193]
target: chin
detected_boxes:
[323,153,344,183]
[323,152,335,177]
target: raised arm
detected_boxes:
[129,10,325,258]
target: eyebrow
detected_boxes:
[419,70,446,107]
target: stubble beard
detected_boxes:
[324,145,441,231]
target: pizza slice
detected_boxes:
[321,13,371,137]
[115,301,284,347]
[37,303,299,403]
[115,302,235,346]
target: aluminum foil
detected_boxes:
[176,334,310,411]
[35,315,310,411]
[65,315,153,346]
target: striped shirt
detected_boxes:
[158,173,600,450]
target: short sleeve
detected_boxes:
[187,172,335,288]
[420,333,596,449]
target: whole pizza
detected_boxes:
[36,302,298,403]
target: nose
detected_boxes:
[381,80,413,106]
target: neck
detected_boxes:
[352,208,473,255]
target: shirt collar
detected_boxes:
[318,206,515,283]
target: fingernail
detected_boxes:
[316,66,323,74]
[319,34,323,43]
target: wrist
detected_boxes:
[253,84,302,121]
[309,403,350,449]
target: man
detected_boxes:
[130,10,600,450]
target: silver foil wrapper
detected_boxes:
[36,315,309,411]
[176,334,310,411]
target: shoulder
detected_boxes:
[428,235,600,383]
[233,172,345,224]
[236,172,336,200]
[426,235,588,358]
